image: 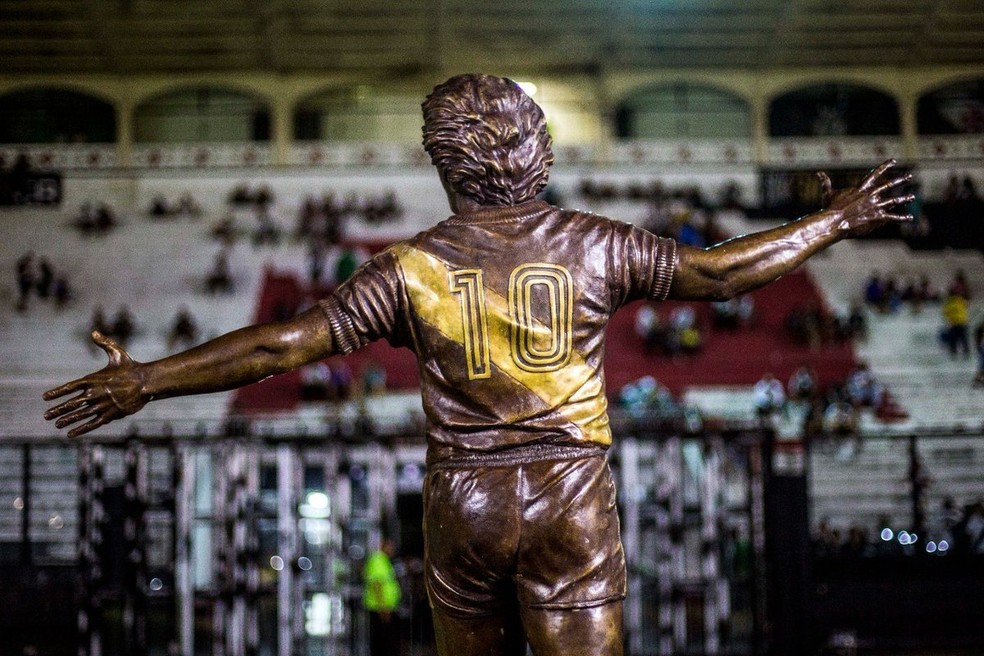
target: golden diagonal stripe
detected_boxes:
[394,243,611,445]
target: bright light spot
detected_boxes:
[298,557,313,571]
[898,530,910,545]
[149,577,164,591]
[305,593,331,636]
[13,497,23,511]
[307,492,329,509]
[880,528,893,541]
[938,540,949,552]
[909,533,918,544]
[300,492,330,519]
[270,556,284,571]
[48,515,64,530]
[517,81,538,97]
[926,541,937,553]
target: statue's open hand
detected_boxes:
[817,159,915,237]
[43,331,147,438]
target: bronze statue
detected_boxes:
[44,73,913,655]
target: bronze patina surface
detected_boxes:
[44,73,912,655]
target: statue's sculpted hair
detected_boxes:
[422,73,554,206]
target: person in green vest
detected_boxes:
[363,537,401,656]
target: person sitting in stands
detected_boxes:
[300,362,331,401]
[206,250,233,295]
[845,362,885,408]
[863,271,885,311]
[53,271,71,310]
[149,195,171,217]
[112,305,136,346]
[252,208,281,247]
[787,365,818,403]
[753,372,786,419]
[96,204,116,232]
[75,203,97,234]
[711,295,754,330]
[176,193,202,218]
[947,270,971,300]
[941,291,970,359]
[35,257,54,300]
[168,306,199,351]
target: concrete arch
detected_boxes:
[615,81,752,139]
[0,80,122,107]
[0,87,117,143]
[768,81,901,137]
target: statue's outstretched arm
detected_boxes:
[43,304,337,437]
[669,160,914,301]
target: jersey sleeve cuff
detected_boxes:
[318,296,361,355]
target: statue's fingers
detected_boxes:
[44,394,90,421]
[878,194,916,208]
[871,174,913,197]
[54,404,100,430]
[43,377,92,401]
[860,159,896,189]
[67,414,111,439]
[883,212,914,222]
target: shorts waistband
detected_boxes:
[427,443,606,471]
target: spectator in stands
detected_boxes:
[362,361,388,396]
[149,194,171,217]
[206,250,233,295]
[35,257,54,299]
[802,396,827,440]
[228,183,252,205]
[634,303,667,354]
[330,361,353,401]
[845,362,885,408]
[211,212,238,245]
[167,306,198,351]
[947,269,971,300]
[112,305,136,346]
[753,372,786,419]
[53,271,71,310]
[822,398,859,438]
[863,271,886,311]
[787,364,818,402]
[711,295,754,330]
[15,251,35,311]
[95,204,116,233]
[842,301,867,341]
[813,518,840,558]
[669,305,701,355]
[334,245,361,285]
[841,525,873,558]
[308,238,326,287]
[300,362,332,401]
[296,195,320,241]
[74,203,98,234]
[175,193,202,218]
[254,184,274,209]
[952,501,984,555]
[941,291,970,359]
[881,276,903,314]
[252,207,281,247]
[785,302,827,348]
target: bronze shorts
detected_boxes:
[423,444,626,617]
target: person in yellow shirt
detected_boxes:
[363,537,401,656]
[942,292,970,359]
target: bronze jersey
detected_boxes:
[321,199,676,458]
